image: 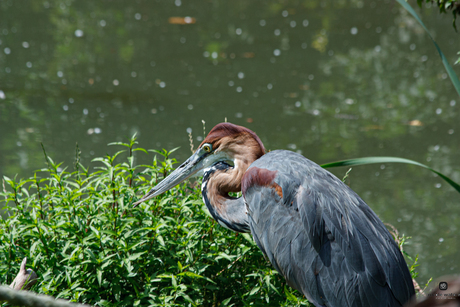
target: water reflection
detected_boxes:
[0,0,459,284]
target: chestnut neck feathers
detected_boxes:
[200,123,265,233]
[200,123,265,193]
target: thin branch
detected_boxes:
[0,285,90,307]
[215,254,244,277]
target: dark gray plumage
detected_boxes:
[243,150,414,307]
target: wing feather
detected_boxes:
[243,150,415,307]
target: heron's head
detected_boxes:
[133,122,265,206]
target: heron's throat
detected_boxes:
[201,161,251,233]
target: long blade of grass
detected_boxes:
[396,0,460,97]
[321,156,460,193]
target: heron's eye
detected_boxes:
[202,143,212,153]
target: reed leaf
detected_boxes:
[396,0,460,97]
[322,156,460,193]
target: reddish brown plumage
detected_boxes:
[272,182,283,198]
[242,167,283,198]
[201,123,266,197]
[200,123,266,157]
[199,123,274,233]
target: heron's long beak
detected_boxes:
[133,150,203,207]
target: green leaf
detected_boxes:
[221,297,232,306]
[108,142,130,147]
[168,147,180,155]
[216,252,234,262]
[100,229,117,237]
[97,269,103,287]
[284,286,298,302]
[321,156,460,193]
[157,235,165,247]
[249,286,260,296]
[89,226,100,237]
[133,148,148,154]
[396,0,460,97]
[128,251,147,261]
[241,233,256,246]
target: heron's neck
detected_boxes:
[201,162,250,233]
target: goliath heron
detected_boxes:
[134,123,415,307]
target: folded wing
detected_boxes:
[242,150,414,307]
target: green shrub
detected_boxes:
[0,136,310,306]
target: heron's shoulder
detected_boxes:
[248,150,322,174]
[260,149,306,160]
[242,150,324,196]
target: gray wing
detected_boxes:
[242,150,415,307]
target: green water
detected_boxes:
[1,0,459,286]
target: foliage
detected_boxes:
[414,0,460,65]
[397,0,460,98]
[416,0,460,29]
[0,136,312,306]
[388,228,433,295]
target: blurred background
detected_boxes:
[0,0,459,286]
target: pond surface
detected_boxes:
[1,0,459,286]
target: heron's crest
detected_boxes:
[200,122,265,157]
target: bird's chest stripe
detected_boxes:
[241,167,283,198]
[217,219,232,230]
